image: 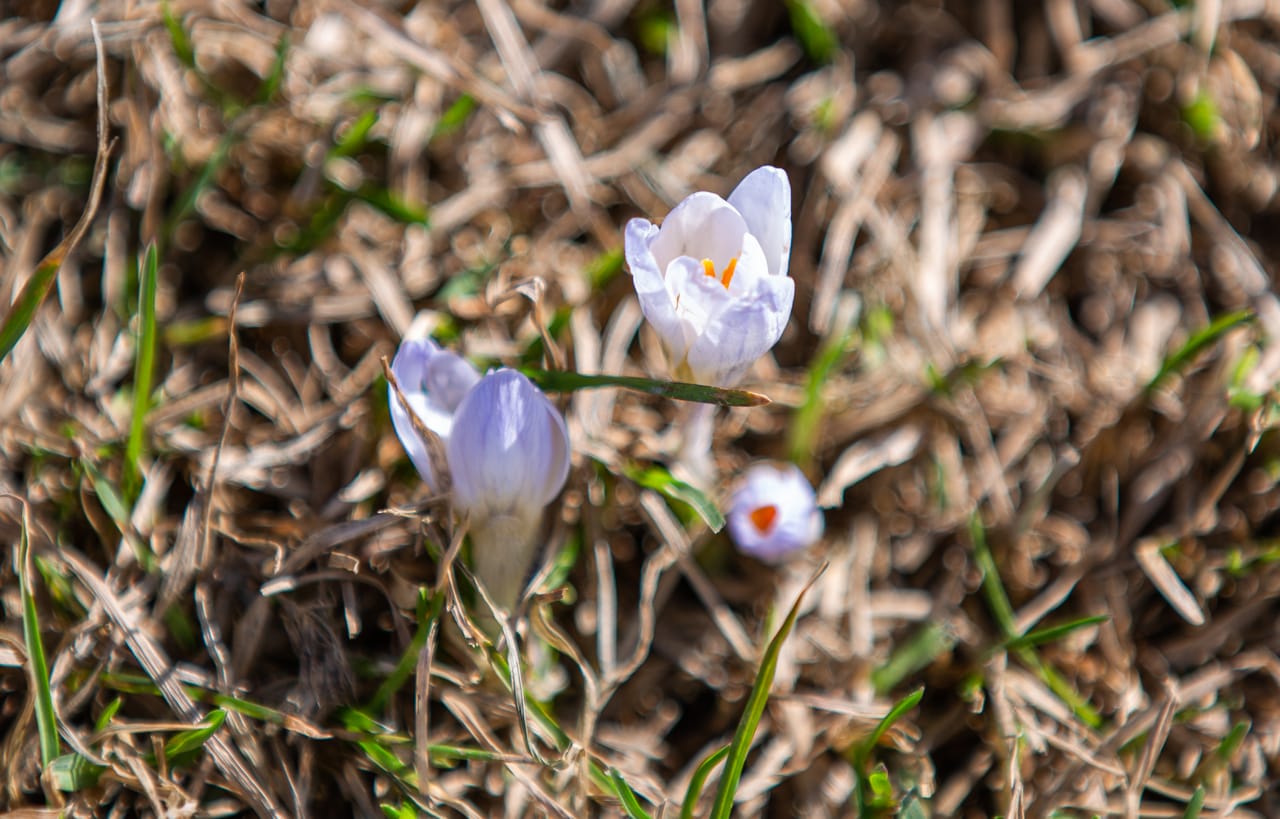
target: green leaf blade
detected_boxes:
[709,567,824,819]
[522,368,770,407]
[625,464,725,532]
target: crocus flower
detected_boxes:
[727,463,823,562]
[389,344,571,612]
[625,166,794,387]
[388,338,481,489]
[446,369,571,610]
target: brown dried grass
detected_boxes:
[2,0,1280,816]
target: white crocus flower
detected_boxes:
[389,338,481,490]
[727,463,823,563]
[625,165,794,387]
[447,369,571,610]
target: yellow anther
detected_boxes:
[701,257,738,289]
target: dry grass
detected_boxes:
[3,0,1280,816]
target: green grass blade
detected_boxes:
[680,745,729,819]
[15,499,60,765]
[124,243,160,501]
[788,318,854,467]
[709,566,825,819]
[366,588,442,713]
[256,33,289,105]
[607,768,653,819]
[785,0,838,63]
[0,30,111,363]
[1183,785,1206,819]
[432,94,477,140]
[80,458,157,571]
[854,688,923,770]
[163,130,237,245]
[521,368,770,407]
[49,753,105,791]
[165,708,226,760]
[162,1,195,67]
[1004,615,1109,651]
[851,688,924,814]
[970,515,1017,639]
[625,463,725,532]
[872,621,955,696]
[1147,310,1253,392]
[95,696,123,733]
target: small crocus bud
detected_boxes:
[727,463,823,563]
[625,165,794,387]
[389,338,481,489]
[446,369,571,609]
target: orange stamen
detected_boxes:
[720,257,737,288]
[700,257,739,289]
[748,505,778,534]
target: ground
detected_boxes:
[2,1,1280,817]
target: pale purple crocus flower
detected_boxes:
[727,463,823,563]
[390,342,571,611]
[624,165,794,388]
[450,368,570,610]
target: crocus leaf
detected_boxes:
[626,464,725,532]
[522,368,769,407]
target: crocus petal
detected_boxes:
[727,166,792,278]
[648,192,748,273]
[684,274,794,386]
[727,463,823,562]
[625,218,687,357]
[664,255,731,358]
[447,369,571,522]
[390,339,480,487]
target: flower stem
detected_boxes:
[470,512,541,621]
[674,401,718,490]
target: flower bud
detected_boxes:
[389,338,481,490]
[727,463,823,563]
[625,165,794,387]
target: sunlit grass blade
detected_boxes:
[0,25,111,363]
[124,243,160,501]
[522,368,770,407]
[1004,614,1109,651]
[625,463,725,532]
[607,768,653,819]
[1147,309,1253,393]
[709,566,825,819]
[680,745,729,819]
[13,497,59,766]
